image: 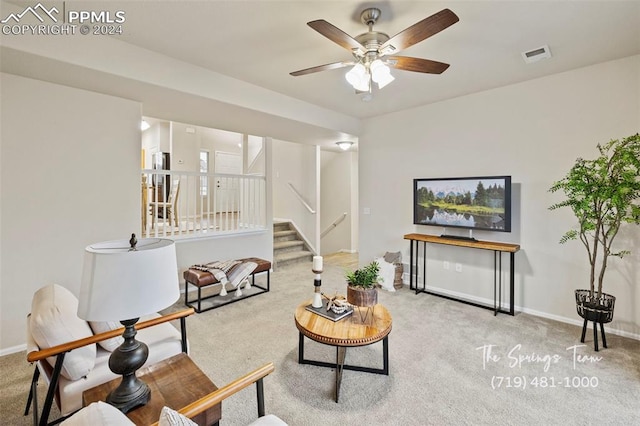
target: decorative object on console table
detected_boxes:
[549,133,640,351]
[78,234,179,413]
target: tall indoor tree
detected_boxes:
[549,133,640,301]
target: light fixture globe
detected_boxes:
[345,63,370,92]
[370,59,395,89]
[336,141,354,151]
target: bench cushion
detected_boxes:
[184,258,271,287]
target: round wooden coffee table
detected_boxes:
[294,301,392,402]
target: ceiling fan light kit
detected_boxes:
[290,7,459,97]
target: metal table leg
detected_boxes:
[335,347,346,402]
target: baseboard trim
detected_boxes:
[1,343,26,356]
[402,273,640,342]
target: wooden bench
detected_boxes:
[183,257,271,313]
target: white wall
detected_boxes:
[272,139,318,251]
[247,135,265,175]
[0,75,274,352]
[0,73,142,351]
[359,55,640,337]
[141,121,170,169]
[320,151,354,254]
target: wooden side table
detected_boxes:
[83,353,221,425]
[294,301,392,402]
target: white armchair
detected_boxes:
[24,284,192,426]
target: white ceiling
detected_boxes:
[109,0,640,119]
[1,1,639,146]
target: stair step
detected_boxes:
[273,221,312,268]
[274,240,304,251]
[274,230,297,242]
[275,250,313,267]
[273,222,291,232]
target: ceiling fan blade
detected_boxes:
[379,9,459,55]
[290,61,354,76]
[386,56,450,74]
[307,20,366,54]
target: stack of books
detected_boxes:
[305,300,353,322]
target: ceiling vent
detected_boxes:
[521,45,552,64]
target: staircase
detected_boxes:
[273,221,313,268]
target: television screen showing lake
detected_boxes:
[415,206,506,230]
[413,176,511,232]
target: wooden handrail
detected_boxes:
[149,362,275,426]
[27,308,195,363]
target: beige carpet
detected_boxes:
[2,259,639,425]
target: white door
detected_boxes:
[214,152,242,213]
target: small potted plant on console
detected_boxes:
[549,133,640,350]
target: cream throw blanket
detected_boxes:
[190,260,257,297]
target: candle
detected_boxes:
[313,255,323,272]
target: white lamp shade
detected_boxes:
[78,238,179,322]
[375,72,395,89]
[370,59,395,89]
[345,63,370,92]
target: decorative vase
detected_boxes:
[574,289,615,323]
[347,285,378,307]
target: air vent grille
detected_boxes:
[521,45,552,64]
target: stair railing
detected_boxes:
[321,212,348,238]
[142,170,266,239]
[287,182,316,214]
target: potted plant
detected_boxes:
[345,261,380,307]
[549,133,640,338]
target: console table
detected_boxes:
[404,233,520,316]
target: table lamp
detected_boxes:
[78,234,179,413]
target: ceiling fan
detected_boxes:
[290,8,459,93]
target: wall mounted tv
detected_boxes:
[413,175,512,233]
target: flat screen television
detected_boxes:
[413,175,512,233]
